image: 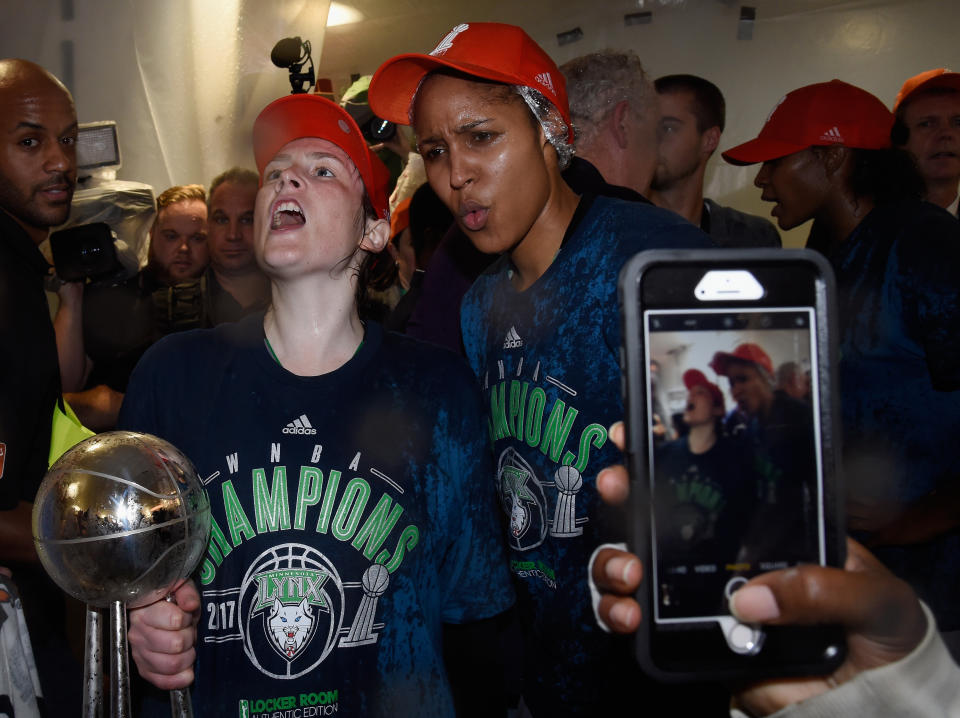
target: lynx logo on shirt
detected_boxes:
[497,447,547,551]
[0,442,5,479]
[207,541,398,679]
[239,545,345,678]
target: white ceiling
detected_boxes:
[315,0,900,88]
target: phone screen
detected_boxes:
[645,307,825,624]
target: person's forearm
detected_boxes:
[53,284,89,392]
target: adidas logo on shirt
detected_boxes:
[283,414,317,435]
[503,326,524,349]
[819,126,843,143]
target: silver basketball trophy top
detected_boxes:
[33,430,211,607]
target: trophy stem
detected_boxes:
[109,600,131,718]
[84,605,104,718]
[170,686,194,718]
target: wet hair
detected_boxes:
[846,147,925,205]
[207,167,258,208]
[559,50,656,148]
[414,68,573,169]
[654,74,726,133]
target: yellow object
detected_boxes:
[48,397,95,467]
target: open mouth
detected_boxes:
[271,200,305,229]
[459,201,489,231]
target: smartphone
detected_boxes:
[618,249,845,681]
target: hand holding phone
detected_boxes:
[618,249,846,680]
[593,430,931,716]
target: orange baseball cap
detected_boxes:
[893,68,960,112]
[253,94,391,220]
[709,343,774,378]
[683,369,725,411]
[722,80,893,166]
[368,22,573,142]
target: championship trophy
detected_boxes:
[33,431,211,718]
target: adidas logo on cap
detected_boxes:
[503,326,524,349]
[534,72,555,94]
[283,414,317,435]
[819,126,843,143]
[430,23,469,57]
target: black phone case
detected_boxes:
[617,248,846,682]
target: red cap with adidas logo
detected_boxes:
[722,79,893,166]
[368,22,573,142]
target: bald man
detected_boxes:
[0,57,76,559]
[0,58,79,713]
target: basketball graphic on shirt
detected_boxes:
[362,563,390,597]
[238,543,344,679]
[497,447,547,551]
[554,465,582,493]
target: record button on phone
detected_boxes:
[724,576,748,600]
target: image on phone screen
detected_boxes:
[645,308,825,624]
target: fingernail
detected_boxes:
[597,469,629,504]
[610,601,638,630]
[606,556,640,586]
[730,585,780,622]
[608,422,624,442]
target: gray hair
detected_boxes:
[560,50,656,148]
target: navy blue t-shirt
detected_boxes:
[461,195,711,713]
[831,199,960,630]
[120,317,514,717]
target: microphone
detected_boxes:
[271,37,304,68]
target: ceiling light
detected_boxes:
[327,2,364,27]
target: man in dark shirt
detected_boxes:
[0,57,79,715]
[203,167,268,324]
[650,74,781,247]
[0,57,76,558]
[59,184,209,429]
